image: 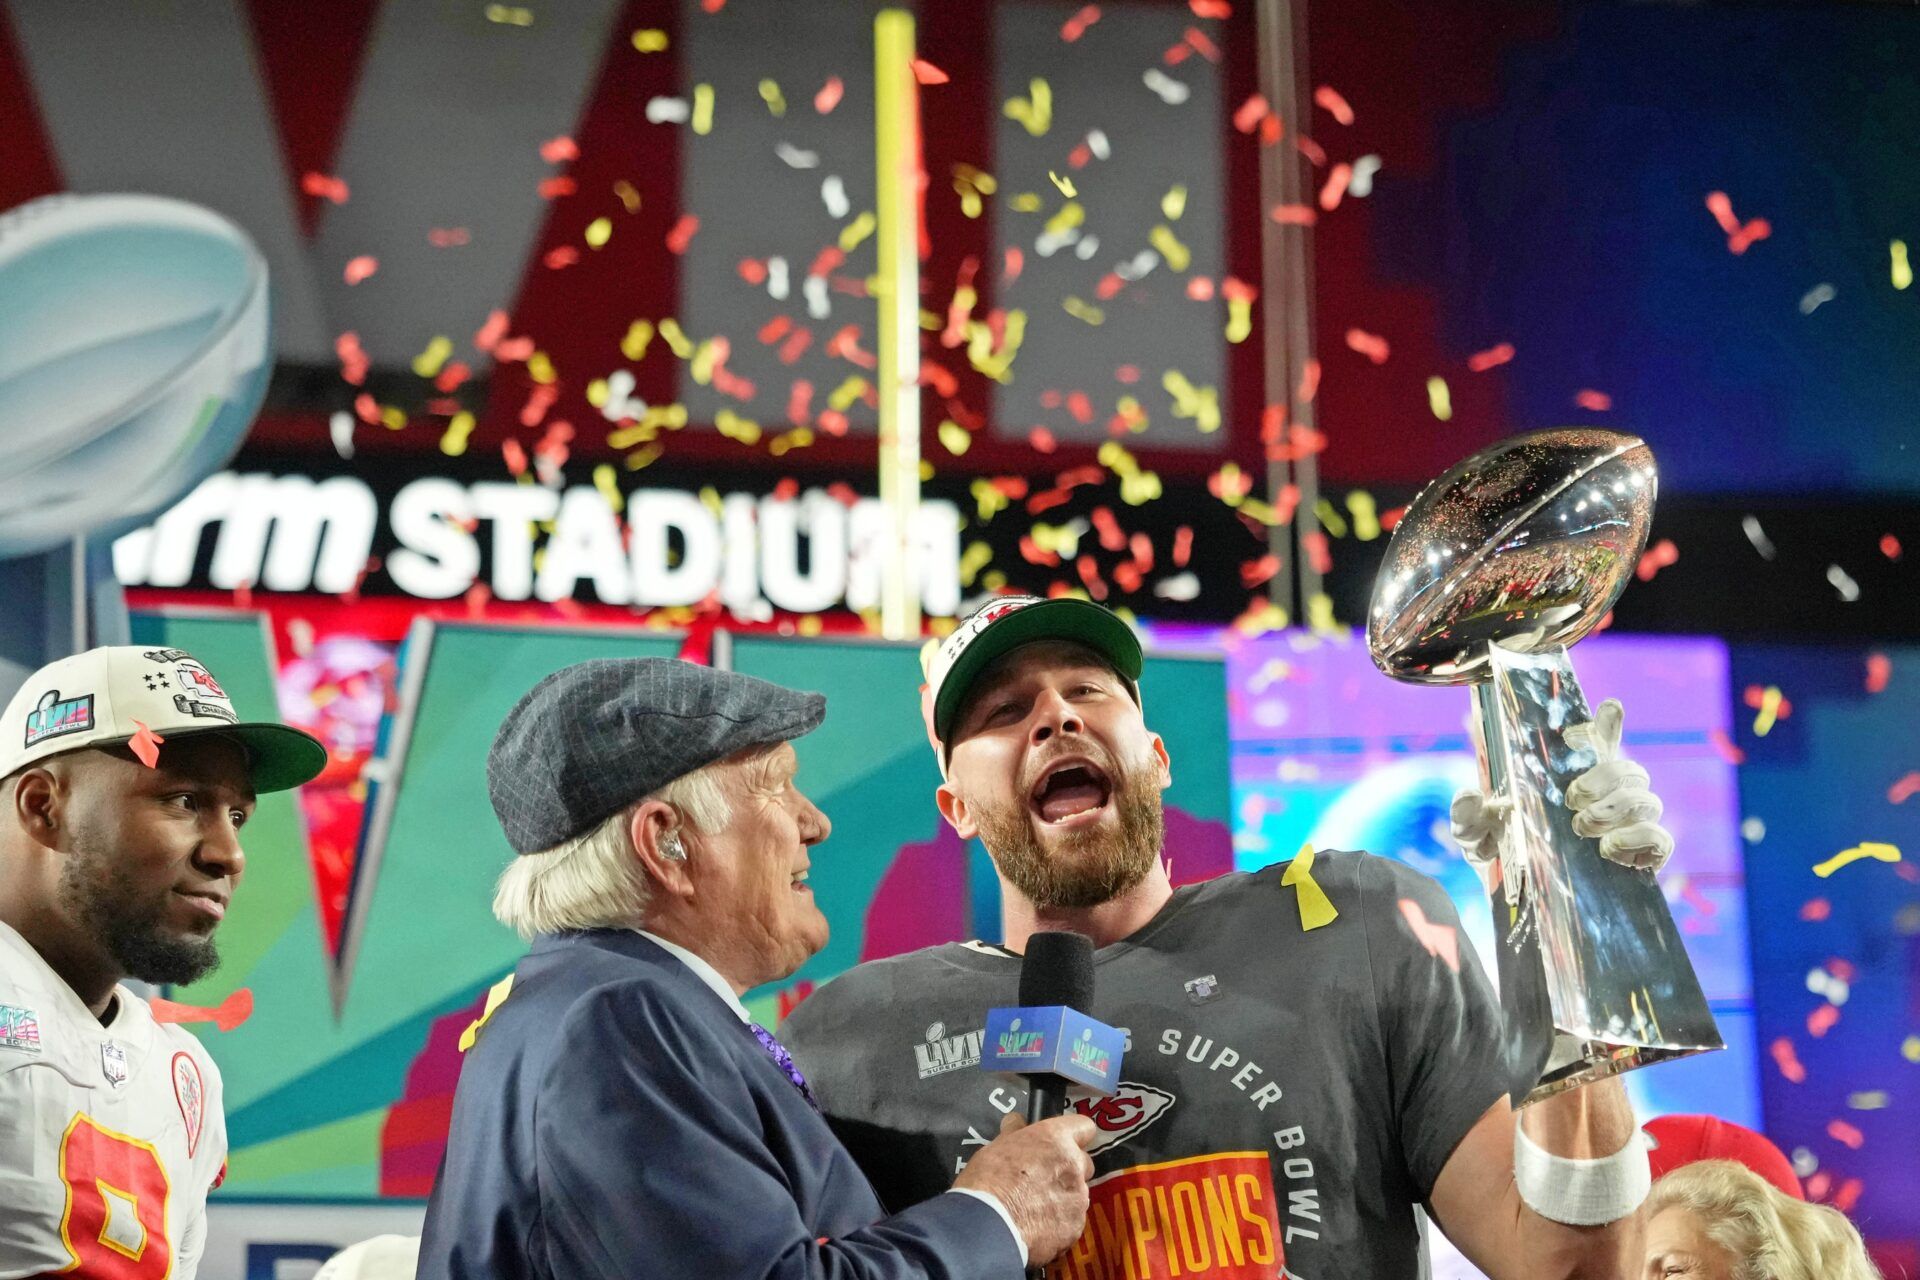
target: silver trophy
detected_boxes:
[1367,427,1722,1106]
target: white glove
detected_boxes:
[1449,698,1674,876]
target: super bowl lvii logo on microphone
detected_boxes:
[995,1018,1047,1060]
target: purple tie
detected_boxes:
[749,1022,818,1110]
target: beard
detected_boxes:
[58,845,220,987]
[971,748,1166,911]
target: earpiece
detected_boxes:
[660,831,687,862]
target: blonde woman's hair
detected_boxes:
[1648,1160,1881,1280]
[491,759,738,940]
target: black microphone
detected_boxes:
[1016,930,1097,1123]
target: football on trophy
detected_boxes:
[0,193,271,557]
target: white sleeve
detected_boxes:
[176,1053,229,1278]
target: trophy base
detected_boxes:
[1476,642,1723,1108]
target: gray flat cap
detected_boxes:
[486,658,826,854]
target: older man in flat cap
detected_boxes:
[416,658,1097,1280]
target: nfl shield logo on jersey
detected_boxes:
[100,1041,128,1087]
[173,1052,206,1156]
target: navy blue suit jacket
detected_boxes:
[415,930,1020,1280]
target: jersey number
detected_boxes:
[52,1114,173,1278]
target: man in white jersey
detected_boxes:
[0,646,326,1279]
[785,596,1679,1280]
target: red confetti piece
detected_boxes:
[815,76,844,114]
[435,361,471,393]
[1259,115,1283,146]
[1741,684,1792,718]
[1379,506,1404,532]
[1293,134,1326,167]
[1808,1003,1841,1037]
[1313,85,1355,126]
[353,393,380,425]
[1164,41,1192,66]
[474,310,510,353]
[335,332,369,386]
[1113,563,1144,593]
[1273,484,1301,527]
[465,582,492,617]
[1221,276,1256,304]
[1888,772,1920,805]
[1707,728,1746,765]
[493,336,535,362]
[1028,488,1072,515]
[1241,555,1281,588]
[910,58,948,85]
[1130,533,1154,572]
[739,258,769,285]
[1061,4,1102,40]
[1066,392,1095,423]
[1188,0,1230,15]
[1303,530,1332,575]
[543,246,579,269]
[1805,1172,1831,1201]
[1826,957,1855,983]
[150,987,253,1032]
[537,175,576,199]
[758,315,793,345]
[1208,466,1253,503]
[1075,555,1108,600]
[1296,359,1321,403]
[772,478,799,502]
[778,328,813,364]
[1269,203,1317,226]
[1318,163,1353,212]
[128,720,165,769]
[427,227,470,247]
[1345,328,1390,364]
[521,385,558,429]
[1467,342,1515,372]
[343,256,379,285]
[539,135,579,163]
[1019,536,1061,567]
[1867,652,1891,693]
[1769,1037,1806,1083]
[1183,27,1221,61]
[1173,526,1194,568]
[817,409,849,437]
[1575,388,1612,411]
[300,172,349,204]
[1826,1119,1864,1149]
[1090,507,1126,551]
[1705,191,1771,255]
[502,440,528,477]
[1233,94,1271,134]
[701,0,725,12]
[1397,897,1460,972]
[1833,1179,1863,1214]
[1635,538,1679,581]
[1799,897,1831,921]
[809,245,846,277]
[1882,533,1902,560]
[1004,247,1025,283]
[665,214,700,254]
[1029,427,1058,453]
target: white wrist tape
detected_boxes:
[1513,1124,1650,1226]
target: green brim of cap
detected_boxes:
[133,722,330,794]
[933,598,1144,743]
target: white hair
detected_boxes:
[1648,1160,1882,1280]
[491,760,737,940]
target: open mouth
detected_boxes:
[1029,758,1114,826]
[790,867,811,893]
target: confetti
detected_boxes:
[343,255,379,285]
[1635,538,1678,581]
[815,76,844,114]
[1799,283,1836,314]
[1313,85,1354,126]
[1747,683,1786,736]
[1467,342,1515,372]
[1740,515,1776,560]
[1318,163,1352,211]
[1297,359,1321,403]
[1233,95,1271,134]
[1770,1037,1807,1083]
[822,175,851,219]
[757,79,786,116]
[1894,240,1913,290]
[1812,842,1901,878]
[1345,328,1389,364]
[1049,171,1077,198]
[1575,388,1612,411]
[1141,69,1190,105]
[1154,571,1200,602]
[665,214,700,254]
[300,171,349,204]
[539,135,578,164]
[1705,191,1771,254]
[1826,564,1861,602]
[440,412,475,457]
[1190,0,1231,15]
[692,83,714,135]
[1882,533,1903,560]
[1904,1035,1920,1063]
[484,5,533,25]
[1004,78,1053,136]
[149,987,253,1032]
[645,97,689,125]
[1269,204,1317,225]
[1426,376,1452,421]
[631,28,668,52]
[584,217,612,248]
[128,720,165,769]
[1061,5,1102,40]
[1398,898,1460,971]
[1799,897,1830,921]
[1348,154,1382,197]
[1888,773,1920,805]
[1826,1119,1864,1149]
[911,58,948,85]
[1282,844,1339,931]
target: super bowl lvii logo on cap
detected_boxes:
[23,689,93,748]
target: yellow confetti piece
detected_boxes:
[586,378,609,408]
[621,319,655,361]
[1752,684,1785,736]
[613,180,642,213]
[631,28,668,52]
[699,486,724,516]
[957,188,984,219]
[1213,462,1248,509]
[1234,601,1290,637]
[459,973,517,1051]
[1904,1035,1920,1063]
[1226,298,1252,344]
[624,443,663,471]
[1348,490,1381,541]
[1049,170,1077,198]
[527,351,556,384]
[1306,593,1341,633]
[715,409,761,445]
[1162,185,1188,221]
[758,78,786,116]
[658,317,693,359]
[955,163,997,195]
[939,420,972,456]
[410,335,453,379]
[692,83,715,136]
[592,464,624,513]
[690,339,722,385]
[440,412,475,456]
[484,5,533,26]
[1116,394,1147,433]
[828,375,870,412]
[1848,1091,1889,1110]
[1004,77,1052,136]
[797,615,823,637]
[769,427,814,457]
[1044,201,1086,237]
[1162,370,1220,432]
[1281,843,1340,931]
[838,211,877,252]
[959,540,993,586]
[982,569,1009,592]
[1063,296,1104,325]
[585,216,612,249]
[1314,497,1349,538]
[1150,225,1192,272]
[1427,375,1453,421]
[1813,842,1902,878]
[381,405,407,431]
[1008,192,1044,214]
[1894,239,1913,291]
[1031,521,1083,558]
[970,477,1011,521]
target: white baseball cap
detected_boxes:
[924,595,1143,759]
[0,646,326,792]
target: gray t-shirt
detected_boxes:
[782,850,1506,1280]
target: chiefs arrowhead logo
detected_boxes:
[1071,1082,1176,1156]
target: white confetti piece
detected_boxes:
[803,274,831,320]
[1075,234,1100,260]
[645,96,690,124]
[1155,571,1200,601]
[767,256,790,301]
[1741,514,1776,560]
[1740,816,1766,843]
[1827,564,1861,602]
[329,411,355,459]
[775,143,819,169]
[1349,154,1383,198]
[1114,249,1160,281]
[1087,129,1111,160]
[822,175,851,219]
[1799,283,1836,314]
[1142,69,1191,105]
[1035,226,1080,257]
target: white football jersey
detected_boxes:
[0,921,228,1279]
